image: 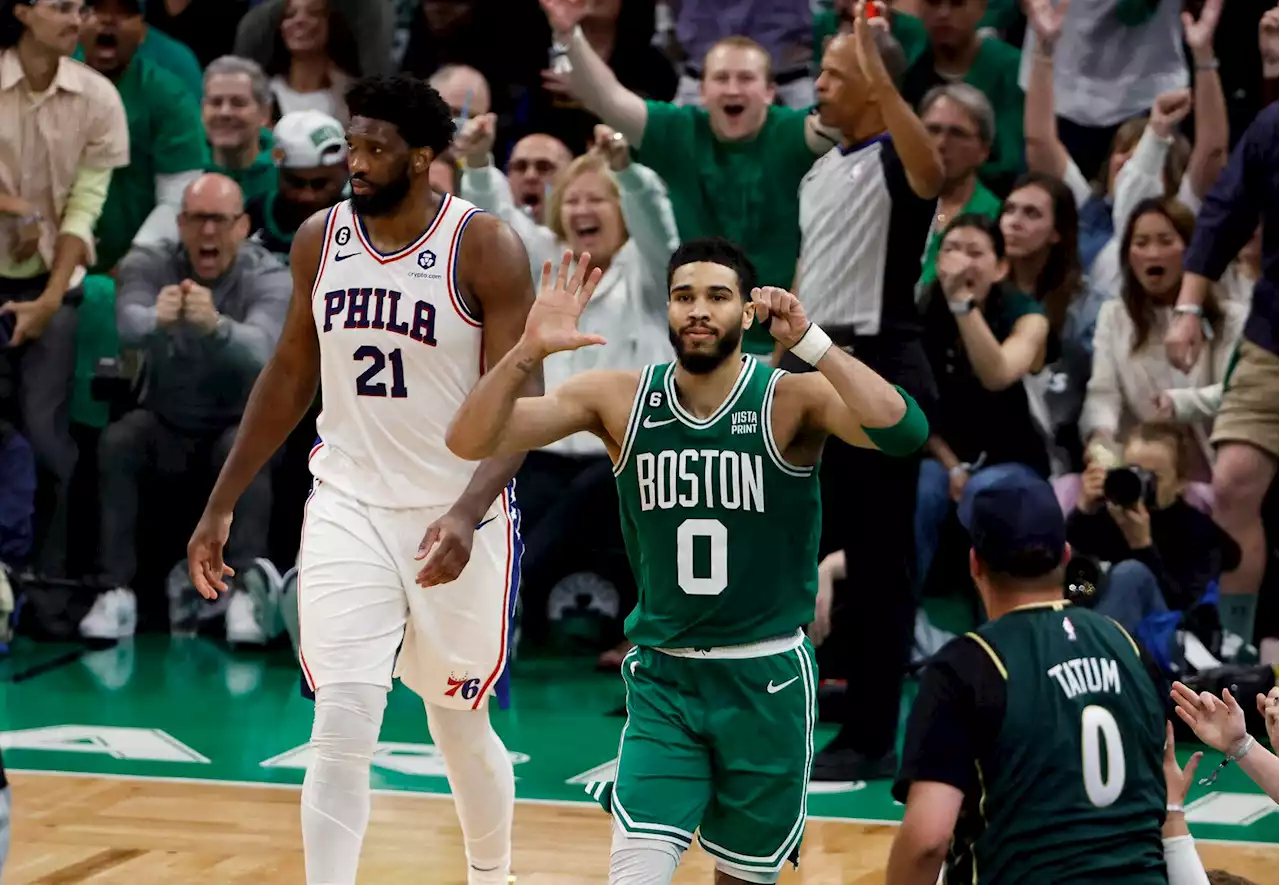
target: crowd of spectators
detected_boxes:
[0,0,1276,784]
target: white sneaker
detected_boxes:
[225,591,266,645]
[79,587,138,640]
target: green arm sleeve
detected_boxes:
[861,387,929,456]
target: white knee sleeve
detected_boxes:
[301,682,387,885]
[425,703,514,885]
[608,822,682,885]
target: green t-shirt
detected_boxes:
[636,102,817,354]
[74,28,203,102]
[209,128,278,210]
[93,56,209,273]
[917,180,1003,291]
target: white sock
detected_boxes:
[301,682,387,885]
[425,703,514,885]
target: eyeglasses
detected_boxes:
[925,122,980,142]
[178,211,243,230]
[34,0,91,19]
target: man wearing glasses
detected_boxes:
[80,172,290,641]
[0,0,128,578]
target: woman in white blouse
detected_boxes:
[265,0,360,124]
[1076,198,1245,507]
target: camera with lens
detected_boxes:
[1103,465,1157,509]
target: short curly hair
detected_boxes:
[344,74,455,156]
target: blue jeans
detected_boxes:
[1095,559,1169,634]
[914,459,1011,592]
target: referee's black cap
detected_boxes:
[958,463,1066,579]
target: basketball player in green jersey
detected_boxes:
[446,238,928,883]
[888,463,1168,885]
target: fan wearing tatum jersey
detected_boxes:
[888,464,1168,885]
[446,239,929,885]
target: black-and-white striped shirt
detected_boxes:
[796,135,937,338]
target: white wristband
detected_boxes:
[790,322,833,367]
[1166,803,1184,814]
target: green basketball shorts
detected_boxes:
[586,637,818,879]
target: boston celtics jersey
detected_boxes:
[613,357,822,649]
[951,602,1166,885]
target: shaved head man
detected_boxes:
[506,133,571,223]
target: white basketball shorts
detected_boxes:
[296,479,520,710]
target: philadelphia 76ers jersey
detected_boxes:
[308,194,486,509]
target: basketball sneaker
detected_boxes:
[79,587,138,640]
[225,558,284,646]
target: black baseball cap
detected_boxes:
[958,463,1066,578]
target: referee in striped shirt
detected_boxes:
[792,5,944,782]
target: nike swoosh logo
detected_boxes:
[766,676,799,694]
[475,516,497,530]
[642,416,677,428]
[334,252,359,261]
[629,660,640,676]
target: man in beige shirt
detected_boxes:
[0,0,128,576]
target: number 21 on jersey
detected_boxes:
[353,346,407,398]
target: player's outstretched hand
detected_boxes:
[187,509,235,599]
[1163,720,1203,807]
[751,286,809,349]
[523,250,606,358]
[415,510,476,587]
[1170,681,1248,754]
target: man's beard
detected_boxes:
[668,321,742,374]
[350,171,412,217]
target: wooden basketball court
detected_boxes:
[0,636,1275,883]
[6,771,1276,884]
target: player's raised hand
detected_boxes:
[1162,720,1203,808]
[523,250,606,358]
[415,509,475,587]
[1170,681,1248,754]
[752,286,810,348]
[187,509,235,599]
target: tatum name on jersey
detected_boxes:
[613,356,822,650]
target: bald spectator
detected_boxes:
[458,115,572,229]
[0,0,129,577]
[203,56,278,211]
[249,109,347,262]
[82,174,289,641]
[538,0,846,356]
[429,63,491,124]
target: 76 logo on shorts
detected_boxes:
[444,673,481,701]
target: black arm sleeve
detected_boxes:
[893,636,1008,804]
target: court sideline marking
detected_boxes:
[8,768,1270,849]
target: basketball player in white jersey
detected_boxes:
[187,74,539,885]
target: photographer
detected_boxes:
[1067,423,1240,636]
